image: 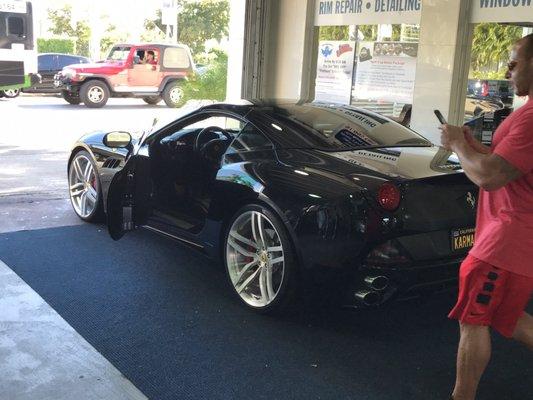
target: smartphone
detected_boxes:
[434,109,447,124]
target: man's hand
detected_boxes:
[440,124,467,151]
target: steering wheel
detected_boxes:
[194,126,232,154]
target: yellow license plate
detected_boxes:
[451,228,475,251]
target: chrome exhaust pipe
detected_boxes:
[364,275,389,291]
[354,290,381,306]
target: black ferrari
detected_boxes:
[68,100,477,313]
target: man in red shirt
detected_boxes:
[441,33,533,400]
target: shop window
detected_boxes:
[315,24,420,127]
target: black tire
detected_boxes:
[162,81,185,108]
[142,96,162,105]
[62,90,81,105]
[223,203,299,314]
[80,80,109,108]
[2,88,20,98]
[0,91,4,98]
[67,150,104,222]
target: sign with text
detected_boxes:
[0,0,26,13]
[315,0,421,26]
[315,41,356,104]
[353,41,418,104]
[471,0,533,23]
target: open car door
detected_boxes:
[106,152,152,240]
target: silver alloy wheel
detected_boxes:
[3,89,20,97]
[87,86,105,103]
[68,154,99,218]
[226,211,285,308]
[169,86,183,104]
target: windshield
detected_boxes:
[254,103,431,151]
[107,46,131,61]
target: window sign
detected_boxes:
[315,41,356,104]
[353,40,418,104]
[315,1,421,26]
[471,0,533,24]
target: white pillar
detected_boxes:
[226,0,246,101]
[410,0,472,144]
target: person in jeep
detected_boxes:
[54,43,195,108]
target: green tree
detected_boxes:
[144,0,229,55]
[47,6,90,57]
[470,23,522,79]
[182,50,227,101]
[318,26,349,41]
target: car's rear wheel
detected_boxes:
[163,81,185,108]
[2,89,20,98]
[68,150,103,222]
[224,204,298,314]
[142,95,162,105]
[80,80,109,108]
[62,90,81,105]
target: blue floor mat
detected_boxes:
[1,224,531,400]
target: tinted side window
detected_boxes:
[38,55,55,71]
[7,16,24,36]
[227,123,273,153]
[58,55,80,68]
[163,48,190,69]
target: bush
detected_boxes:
[37,38,75,54]
[182,51,227,102]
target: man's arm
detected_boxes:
[463,127,491,154]
[441,125,522,191]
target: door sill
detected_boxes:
[142,225,204,249]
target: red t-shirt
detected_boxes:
[469,97,533,277]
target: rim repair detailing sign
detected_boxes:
[353,40,418,104]
[315,0,421,26]
[315,41,356,104]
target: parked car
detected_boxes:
[67,100,476,313]
[55,43,195,108]
[22,53,91,93]
[464,95,504,121]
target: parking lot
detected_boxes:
[1,95,532,400]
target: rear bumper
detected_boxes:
[346,256,465,307]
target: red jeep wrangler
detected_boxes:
[54,43,195,108]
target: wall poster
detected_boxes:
[315,40,356,104]
[352,40,418,104]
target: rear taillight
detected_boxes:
[377,182,401,211]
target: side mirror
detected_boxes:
[103,131,132,148]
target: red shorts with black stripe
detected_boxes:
[448,254,533,337]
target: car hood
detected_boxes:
[277,146,464,182]
[65,61,127,72]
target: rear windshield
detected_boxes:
[255,103,431,150]
[107,46,131,61]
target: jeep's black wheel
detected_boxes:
[2,89,20,98]
[142,96,162,105]
[62,90,81,105]
[163,81,185,108]
[80,80,109,108]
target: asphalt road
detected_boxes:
[0,94,201,233]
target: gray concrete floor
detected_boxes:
[0,95,202,400]
[0,260,147,400]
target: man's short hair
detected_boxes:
[147,50,155,57]
[518,33,533,60]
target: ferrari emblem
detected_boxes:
[466,192,476,209]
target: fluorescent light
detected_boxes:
[308,194,321,199]
[294,170,309,176]
[271,123,283,131]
